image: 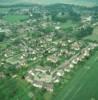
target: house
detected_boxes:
[12,75,17,78]
[28,70,35,76]
[72,59,78,65]
[68,39,73,43]
[47,55,58,63]
[44,83,53,92]
[84,50,90,57]
[55,26,60,30]
[25,76,33,83]
[71,42,80,51]
[33,80,43,88]
[53,78,60,83]
[56,70,64,77]
[34,66,48,73]
[64,68,70,72]
[81,16,92,23]
[38,75,52,83]
[69,64,74,68]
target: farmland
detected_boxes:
[53,50,98,100]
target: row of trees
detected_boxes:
[74,26,93,38]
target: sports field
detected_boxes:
[53,50,98,100]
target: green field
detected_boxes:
[84,26,98,41]
[85,34,98,41]
[61,20,78,29]
[53,50,98,100]
[3,15,29,23]
[0,78,32,100]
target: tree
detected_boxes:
[0,32,5,42]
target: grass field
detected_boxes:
[53,50,98,100]
[84,34,98,41]
[3,15,29,23]
[84,26,98,41]
[61,20,78,29]
[0,78,32,100]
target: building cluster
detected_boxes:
[25,40,98,92]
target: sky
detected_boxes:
[0,0,98,6]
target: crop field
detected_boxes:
[53,50,98,100]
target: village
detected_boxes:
[0,16,98,92]
[25,37,98,92]
[0,2,98,100]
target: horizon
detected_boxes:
[0,0,98,7]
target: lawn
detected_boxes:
[53,50,98,100]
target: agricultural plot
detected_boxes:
[53,50,98,100]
